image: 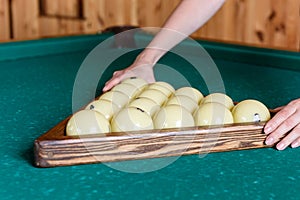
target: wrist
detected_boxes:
[135,48,166,67]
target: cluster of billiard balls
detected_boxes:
[66,77,271,136]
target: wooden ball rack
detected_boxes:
[34,113,273,168]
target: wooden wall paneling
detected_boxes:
[297,0,300,51]
[5,0,300,51]
[39,17,59,37]
[43,0,79,17]
[60,18,83,35]
[39,16,59,37]
[247,0,272,44]
[137,0,167,27]
[83,0,136,33]
[39,17,83,37]
[123,0,138,26]
[160,0,181,24]
[104,0,137,27]
[233,0,247,42]
[42,0,59,16]
[271,0,287,48]
[192,0,234,40]
[39,0,85,37]
[137,0,179,34]
[88,0,133,30]
[11,0,40,39]
[129,0,139,26]
[102,0,122,26]
[83,0,105,33]
[209,2,227,39]
[227,0,247,42]
[220,0,236,41]
[199,0,256,45]
[243,0,256,45]
[285,0,300,50]
[0,0,10,40]
[84,0,179,33]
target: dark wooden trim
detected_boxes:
[78,0,84,19]
[38,0,85,20]
[8,0,13,39]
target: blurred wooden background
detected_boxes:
[0,0,299,51]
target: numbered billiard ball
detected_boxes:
[153,105,195,129]
[85,99,120,121]
[193,102,233,126]
[111,83,141,99]
[128,97,161,117]
[166,95,198,114]
[200,93,234,110]
[99,90,130,108]
[137,89,168,106]
[232,99,270,123]
[121,77,148,90]
[174,87,203,104]
[147,83,174,97]
[111,107,154,132]
[66,110,110,136]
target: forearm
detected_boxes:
[136,0,226,65]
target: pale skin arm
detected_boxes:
[102,0,226,92]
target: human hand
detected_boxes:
[264,98,300,150]
[102,61,155,92]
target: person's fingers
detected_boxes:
[113,71,119,76]
[264,104,296,134]
[102,70,124,92]
[103,77,121,92]
[263,99,300,150]
[103,63,155,92]
[291,136,300,148]
[275,125,300,150]
[270,105,284,114]
[272,106,285,112]
[265,110,300,146]
[266,110,299,138]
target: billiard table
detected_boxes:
[0,31,300,199]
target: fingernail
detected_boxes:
[265,137,274,145]
[264,126,272,134]
[277,143,286,151]
[291,142,299,148]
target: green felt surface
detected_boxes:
[0,34,300,200]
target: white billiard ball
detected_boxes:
[147,83,174,97]
[121,77,148,90]
[174,87,203,104]
[111,107,154,132]
[150,81,175,94]
[232,99,270,123]
[128,97,161,117]
[193,102,233,126]
[99,90,130,108]
[66,110,110,136]
[85,99,120,121]
[111,83,141,99]
[137,89,168,106]
[200,93,234,110]
[166,95,198,114]
[153,105,195,129]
